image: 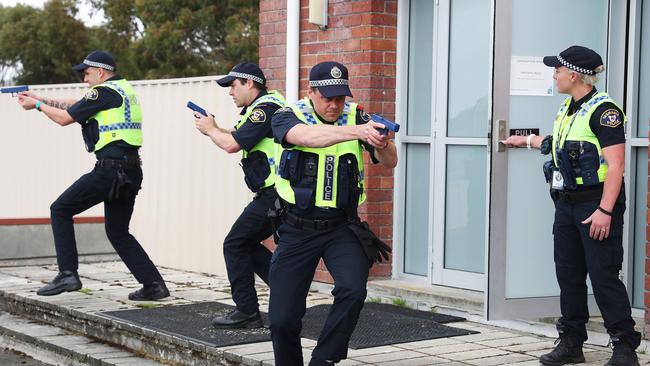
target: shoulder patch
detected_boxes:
[275,106,292,114]
[600,109,622,128]
[84,89,99,101]
[249,108,267,123]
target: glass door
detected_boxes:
[396,0,490,291]
[487,0,626,319]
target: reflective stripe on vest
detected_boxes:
[275,97,366,208]
[236,90,287,189]
[551,92,624,185]
[91,79,143,152]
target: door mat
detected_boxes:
[101,301,477,349]
[101,301,270,348]
[302,303,477,349]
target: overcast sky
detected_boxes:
[0,0,105,26]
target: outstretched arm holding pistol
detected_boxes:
[189,101,242,154]
[15,89,76,126]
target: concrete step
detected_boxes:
[0,291,244,366]
[0,311,166,366]
[366,279,484,315]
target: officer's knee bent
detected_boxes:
[50,200,65,217]
[333,286,367,303]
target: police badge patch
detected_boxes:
[250,108,267,123]
[331,66,342,79]
[600,109,622,128]
[84,89,99,101]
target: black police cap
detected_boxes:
[543,45,603,75]
[309,61,353,98]
[73,51,116,72]
[217,62,266,87]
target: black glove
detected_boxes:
[347,221,392,264]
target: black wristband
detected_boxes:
[597,206,612,216]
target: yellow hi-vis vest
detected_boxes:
[551,92,624,185]
[275,97,366,208]
[91,79,142,152]
[236,90,287,190]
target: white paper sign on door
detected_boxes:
[510,56,554,96]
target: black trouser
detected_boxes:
[50,164,164,285]
[553,198,641,347]
[223,187,276,315]
[269,220,370,366]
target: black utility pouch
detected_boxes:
[278,150,303,182]
[336,154,361,209]
[81,121,99,152]
[576,141,600,186]
[292,152,318,210]
[542,160,554,183]
[556,148,577,190]
[241,150,271,192]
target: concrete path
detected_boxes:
[0,261,647,365]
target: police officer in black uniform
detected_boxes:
[268,61,397,366]
[503,46,640,366]
[193,62,287,328]
[17,51,169,301]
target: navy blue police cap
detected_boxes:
[543,45,603,75]
[73,51,116,72]
[217,62,266,87]
[309,61,353,98]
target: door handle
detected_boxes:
[495,119,507,152]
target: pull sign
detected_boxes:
[509,128,539,136]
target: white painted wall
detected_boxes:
[0,76,252,275]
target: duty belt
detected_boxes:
[95,157,141,169]
[551,188,602,203]
[282,210,348,231]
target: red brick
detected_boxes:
[366,189,393,202]
[331,2,354,15]
[342,14,363,27]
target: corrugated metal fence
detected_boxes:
[0,76,252,275]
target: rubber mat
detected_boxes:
[101,301,477,349]
[300,303,477,349]
[101,301,270,347]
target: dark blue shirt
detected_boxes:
[271,100,379,163]
[66,75,138,158]
[231,90,282,151]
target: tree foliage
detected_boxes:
[0,0,259,84]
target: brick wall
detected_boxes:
[259,0,398,282]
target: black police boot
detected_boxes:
[539,335,585,366]
[604,340,640,366]
[36,270,82,296]
[128,282,170,301]
[212,309,263,329]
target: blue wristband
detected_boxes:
[35,101,42,111]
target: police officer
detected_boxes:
[503,46,640,366]
[17,51,169,301]
[268,61,397,366]
[193,62,287,328]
